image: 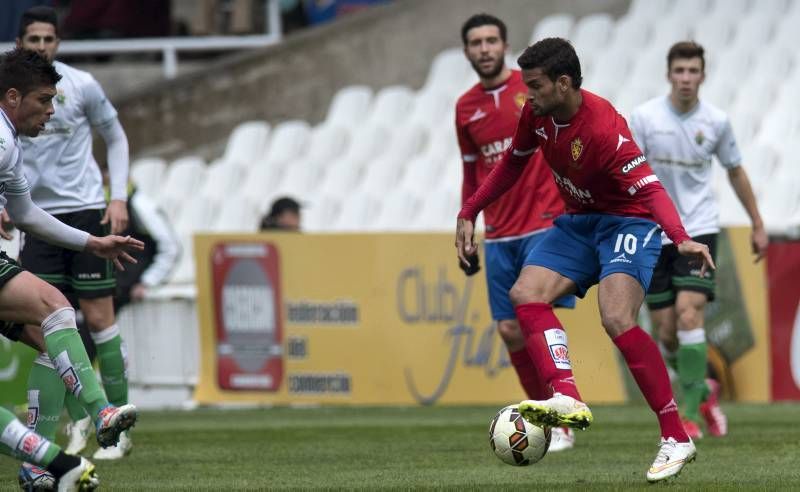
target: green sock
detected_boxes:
[26,355,66,441]
[65,393,89,422]
[42,308,108,419]
[0,406,60,466]
[677,328,709,423]
[91,324,128,406]
[664,349,678,372]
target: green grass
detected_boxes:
[2,403,799,490]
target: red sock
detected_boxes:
[514,303,582,401]
[613,326,689,442]
[508,348,549,400]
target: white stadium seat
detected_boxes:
[706,0,751,20]
[324,85,373,130]
[529,13,574,44]
[571,13,615,65]
[366,85,415,127]
[157,156,207,222]
[608,15,651,52]
[399,154,443,192]
[691,17,734,57]
[416,188,459,231]
[371,188,422,231]
[213,194,261,232]
[408,88,455,131]
[221,120,270,167]
[422,48,474,95]
[627,0,673,20]
[330,193,381,231]
[302,194,341,232]
[305,124,350,162]
[197,159,244,204]
[261,120,312,165]
[130,157,166,199]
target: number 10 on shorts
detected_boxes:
[614,233,638,255]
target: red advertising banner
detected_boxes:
[767,241,800,400]
[211,242,283,391]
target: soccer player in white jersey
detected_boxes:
[10,6,135,461]
[629,41,768,440]
[0,47,144,491]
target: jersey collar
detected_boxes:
[0,108,16,138]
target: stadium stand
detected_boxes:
[125,0,799,288]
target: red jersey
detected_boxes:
[460,89,690,245]
[456,70,564,239]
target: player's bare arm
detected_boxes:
[455,217,476,267]
[0,209,13,240]
[727,166,768,261]
[102,199,129,235]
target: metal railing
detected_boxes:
[0,0,282,79]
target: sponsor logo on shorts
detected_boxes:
[610,253,632,264]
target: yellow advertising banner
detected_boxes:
[193,233,630,406]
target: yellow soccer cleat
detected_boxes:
[518,393,594,430]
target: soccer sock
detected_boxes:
[45,451,82,480]
[514,303,582,401]
[613,326,689,442]
[91,323,128,406]
[26,354,66,441]
[663,348,678,373]
[508,348,549,400]
[65,393,89,422]
[677,328,709,423]
[42,307,108,419]
[0,407,60,467]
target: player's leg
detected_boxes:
[671,234,726,437]
[594,216,694,482]
[484,239,548,401]
[0,272,137,448]
[0,406,99,490]
[510,217,596,429]
[645,246,679,370]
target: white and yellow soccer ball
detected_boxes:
[488,404,550,466]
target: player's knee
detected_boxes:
[38,284,72,316]
[509,281,546,306]
[676,305,703,331]
[496,320,524,349]
[82,308,114,332]
[600,310,636,338]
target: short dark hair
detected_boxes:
[260,197,301,230]
[517,37,582,89]
[667,41,705,71]
[18,6,59,39]
[0,48,61,98]
[461,13,507,45]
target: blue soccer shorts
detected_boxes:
[523,214,662,298]
[485,229,577,321]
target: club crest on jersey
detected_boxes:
[695,130,705,145]
[514,92,526,109]
[55,90,66,105]
[570,138,584,162]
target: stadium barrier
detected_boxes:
[192,229,770,406]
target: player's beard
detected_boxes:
[471,57,504,80]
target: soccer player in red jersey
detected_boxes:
[455,38,714,482]
[456,14,576,452]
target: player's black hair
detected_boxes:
[461,13,507,45]
[0,48,61,97]
[18,6,59,39]
[517,37,582,89]
[668,41,705,71]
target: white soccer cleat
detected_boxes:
[64,416,92,455]
[518,393,593,430]
[92,430,132,460]
[18,462,56,491]
[56,457,99,492]
[547,427,575,452]
[95,404,138,448]
[646,437,697,483]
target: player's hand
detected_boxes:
[459,252,481,276]
[101,199,129,235]
[751,225,768,263]
[677,239,716,278]
[130,283,148,301]
[455,218,477,268]
[0,209,14,240]
[85,234,144,271]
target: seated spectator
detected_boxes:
[260,196,301,231]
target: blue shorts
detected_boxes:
[485,230,577,321]
[524,214,662,298]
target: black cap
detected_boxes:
[268,197,301,217]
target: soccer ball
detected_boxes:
[488,404,551,466]
[18,462,56,491]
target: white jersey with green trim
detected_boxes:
[20,61,118,214]
[0,109,34,213]
[629,95,741,244]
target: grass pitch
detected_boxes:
[1,402,799,490]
